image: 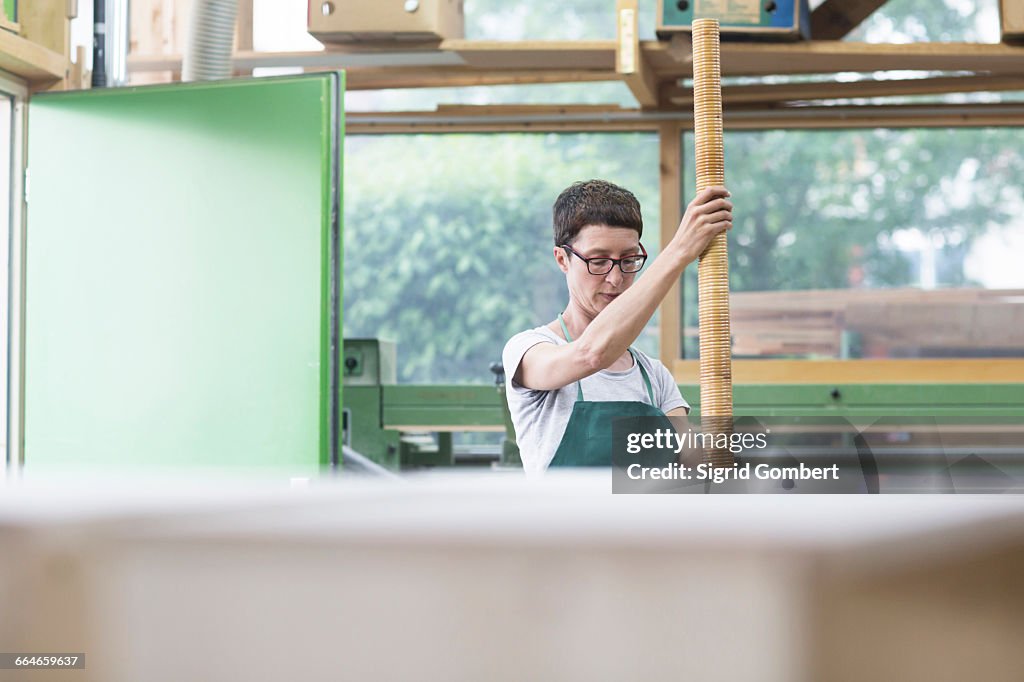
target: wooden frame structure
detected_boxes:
[119,1,1024,384]
[0,0,72,88]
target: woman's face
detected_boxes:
[555,224,642,319]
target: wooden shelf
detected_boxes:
[0,28,67,84]
[664,74,1024,108]
[127,39,1024,92]
[646,39,1024,79]
[344,102,1024,134]
[720,288,1024,358]
[442,39,1024,81]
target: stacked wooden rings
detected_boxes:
[692,19,734,465]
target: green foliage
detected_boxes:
[681,125,1024,355]
[683,127,1024,294]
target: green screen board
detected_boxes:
[25,74,343,473]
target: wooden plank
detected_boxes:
[673,359,1024,384]
[649,40,1024,78]
[234,0,254,76]
[1001,0,1024,43]
[846,302,1024,349]
[137,42,612,73]
[345,102,1024,135]
[346,120,656,135]
[127,55,619,89]
[731,288,1024,307]
[441,39,616,70]
[658,122,683,367]
[617,0,659,108]
[68,44,90,90]
[725,289,1024,356]
[723,103,1024,129]
[434,104,625,115]
[129,41,1024,85]
[811,0,891,40]
[131,0,192,53]
[130,49,469,71]
[0,28,67,83]
[664,74,1024,108]
[19,0,71,56]
[346,118,655,134]
[128,0,191,85]
[235,0,253,51]
[410,38,1024,79]
[335,69,616,90]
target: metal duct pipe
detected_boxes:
[92,0,129,87]
[183,0,238,82]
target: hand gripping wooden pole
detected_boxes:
[691,19,733,466]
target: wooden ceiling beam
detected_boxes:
[129,41,1024,81]
[343,68,618,90]
[617,0,660,108]
[346,102,1024,134]
[811,0,892,40]
[649,40,1024,77]
[1001,0,1024,43]
[0,28,67,83]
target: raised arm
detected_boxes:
[516,186,733,391]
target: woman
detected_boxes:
[502,179,733,475]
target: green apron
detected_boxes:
[549,314,671,467]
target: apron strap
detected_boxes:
[558,313,586,401]
[632,350,657,405]
[558,313,656,407]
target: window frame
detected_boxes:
[1,69,27,471]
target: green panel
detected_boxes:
[343,338,396,386]
[3,0,14,23]
[25,74,343,472]
[373,383,1024,431]
[345,382,1024,468]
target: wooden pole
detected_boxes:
[691,19,733,465]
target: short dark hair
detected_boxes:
[552,179,643,247]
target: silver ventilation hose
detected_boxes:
[182,0,238,82]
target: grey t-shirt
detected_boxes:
[502,325,689,476]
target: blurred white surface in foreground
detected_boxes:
[2,472,1023,682]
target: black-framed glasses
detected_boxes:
[560,242,648,275]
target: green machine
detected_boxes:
[343,339,401,469]
[342,338,520,469]
[343,338,1024,471]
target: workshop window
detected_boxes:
[0,86,17,465]
[344,132,660,383]
[681,127,1024,360]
